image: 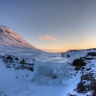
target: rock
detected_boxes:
[87,52,96,56]
[72,58,86,67]
[76,73,96,95]
[72,58,86,71]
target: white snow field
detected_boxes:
[1,49,96,96]
[0,56,81,96]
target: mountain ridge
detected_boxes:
[0,25,38,50]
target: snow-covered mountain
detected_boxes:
[0,25,36,49]
[0,25,59,60]
[0,25,44,57]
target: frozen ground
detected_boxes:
[0,56,80,96]
[1,48,96,96]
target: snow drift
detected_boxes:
[32,62,71,84]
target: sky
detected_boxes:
[0,0,96,52]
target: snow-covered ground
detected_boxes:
[0,56,80,96]
[1,49,96,96]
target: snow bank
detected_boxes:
[32,62,71,84]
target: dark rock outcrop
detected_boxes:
[87,52,96,56]
[77,73,96,95]
[1,55,34,72]
[72,58,86,71]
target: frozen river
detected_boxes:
[40,56,68,63]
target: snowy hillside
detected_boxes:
[0,25,43,57]
[0,25,36,49]
[61,49,96,96]
[1,48,96,96]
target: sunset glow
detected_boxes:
[0,0,96,52]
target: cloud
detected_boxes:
[39,35,56,40]
[43,49,59,52]
[73,37,79,40]
[43,49,65,52]
[70,36,79,40]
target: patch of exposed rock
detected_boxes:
[77,73,96,96]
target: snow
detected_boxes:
[1,47,96,96]
[0,49,95,96]
[0,51,85,96]
[0,58,80,96]
[83,80,91,86]
[32,62,71,84]
[0,25,42,57]
[0,58,68,96]
[1,25,96,96]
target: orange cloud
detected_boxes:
[42,49,67,52]
[39,35,56,40]
[74,37,79,40]
[70,36,79,40]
